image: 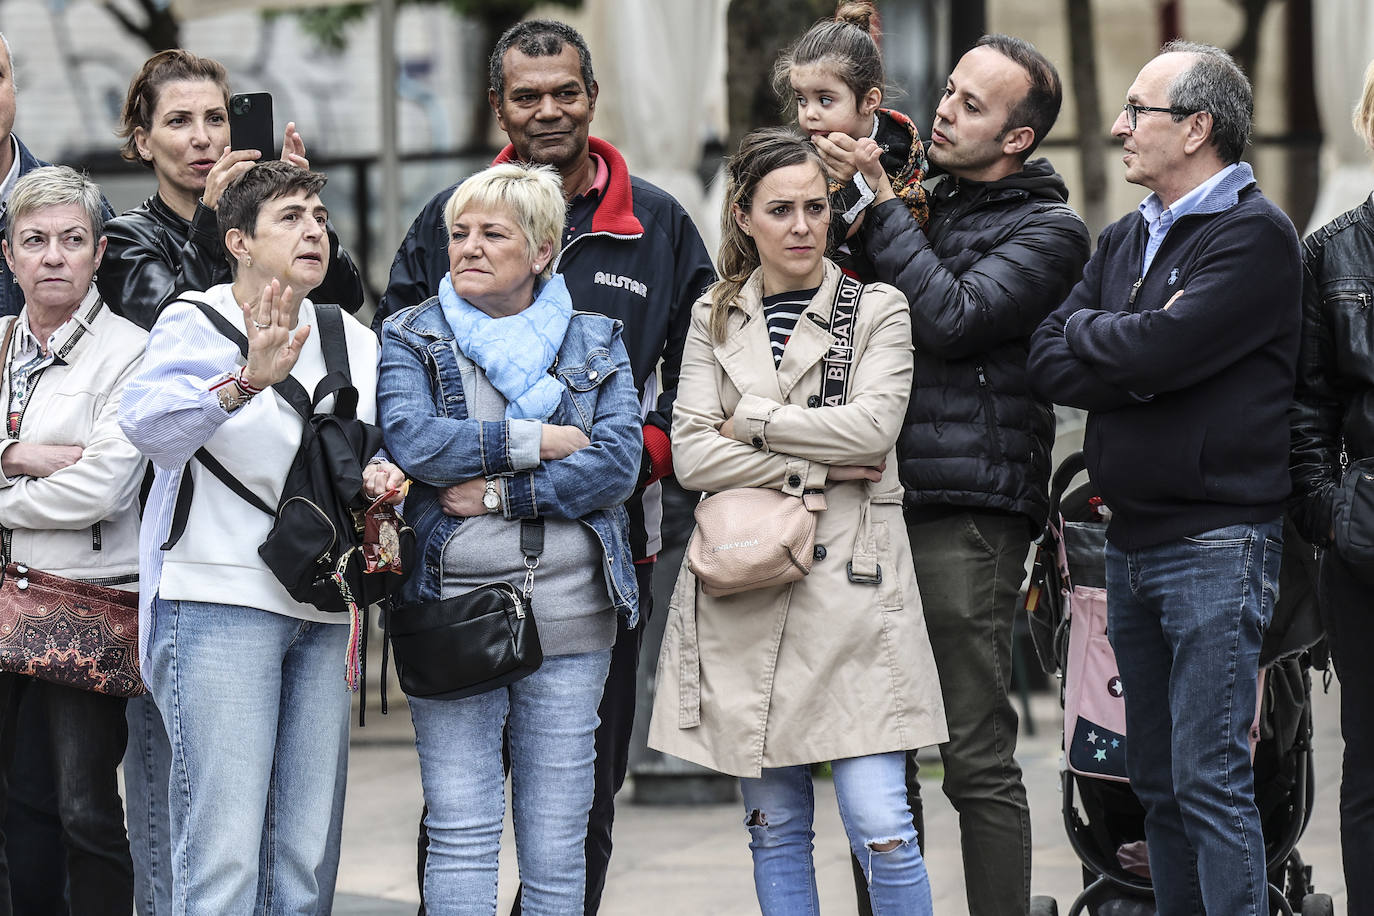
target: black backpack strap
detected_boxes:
[190,300,313,421]
[820,275,862,407]
[314,304,350,382]
[311,305,359,418]
[160,447,274,550]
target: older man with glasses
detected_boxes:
[1028,41,1301,916]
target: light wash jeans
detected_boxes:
[125,692,346,916]
[1105,519,1282,916]
[144,596,351,916]
[740,751,933,916]
[409,648,611,916]
[125,691,172,916]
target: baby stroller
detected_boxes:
[1024,452,1334,916]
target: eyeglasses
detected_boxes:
[1121,102,1194,131]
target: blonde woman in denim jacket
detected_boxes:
[377,162,641,915]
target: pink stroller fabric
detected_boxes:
[1055,519,1265,784]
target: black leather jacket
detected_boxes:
[1290,195,1374,546]
[97,193,364,330]
[860,158,1091,527]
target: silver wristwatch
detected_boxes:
[482,478,502,514]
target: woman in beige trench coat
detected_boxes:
[648,129,947,915]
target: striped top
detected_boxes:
[762,287,818,368]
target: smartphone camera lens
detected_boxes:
[232,96,251,115]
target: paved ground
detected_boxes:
[332,669,1348,915]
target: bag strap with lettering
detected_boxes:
[819,274,862,408]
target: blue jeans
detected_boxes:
[144,596,351,916]
[1104,520,1282,916]
[125,691,172,916]
[740,752,933,916]
[410,648,612,916]
[125,685,346,916]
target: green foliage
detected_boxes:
[281,0,581,54]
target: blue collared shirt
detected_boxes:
[1138,163,1239,275]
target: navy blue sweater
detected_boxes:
[1027,164,1301,548]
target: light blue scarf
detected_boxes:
[438,273,571,420]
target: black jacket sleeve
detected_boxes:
[373,185,455,333]
[1027,227,1143,412]
[862,196,1091,360]
[644,202,716,437]
[99,203,229,330]
[1289,257,1343,546]
[100,202,364,331]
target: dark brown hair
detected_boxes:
[973,34,1062,160]
[217,161,327,274]
[711,128,827,341]
[772,2,885,117]
[118,50,231,168]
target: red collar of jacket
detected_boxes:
[493,137,643,237]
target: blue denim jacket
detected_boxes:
[379,296,641,624]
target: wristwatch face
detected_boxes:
[483,481,500,511]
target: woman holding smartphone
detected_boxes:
[97,49,364,329]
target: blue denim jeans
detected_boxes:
[144,596,351,916]
[740,751,933,916]
[409,648,612,916]
[125,685,346,916]
[125,691,172,916]
[1104,520,1282,916]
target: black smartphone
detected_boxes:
[229,91,275,156]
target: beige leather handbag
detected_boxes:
[685,489,826,597]
[686,274,861,598]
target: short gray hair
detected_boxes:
[444,162,564,280]
[1161,40,1252,164]
[5,166,106,247]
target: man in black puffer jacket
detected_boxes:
[818,34,1089,916]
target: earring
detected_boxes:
[245,255,252,268]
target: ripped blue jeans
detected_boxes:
[739,751,932,916]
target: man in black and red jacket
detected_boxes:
[374,19,714,914]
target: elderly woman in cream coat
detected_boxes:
[648,129,946,916]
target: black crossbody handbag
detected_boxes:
[383,518,544,702]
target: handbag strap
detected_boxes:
[819,274,862,407]
[520,517,544,602]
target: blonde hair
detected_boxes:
[1356,58,1374,153]
[444,163,564,279]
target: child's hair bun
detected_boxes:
[835,1,879,37]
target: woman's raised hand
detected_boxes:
[281,122,309,170]
[240,278,311,389]
[202,146,261,211]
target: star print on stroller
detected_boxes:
[1023,452,1333,916]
